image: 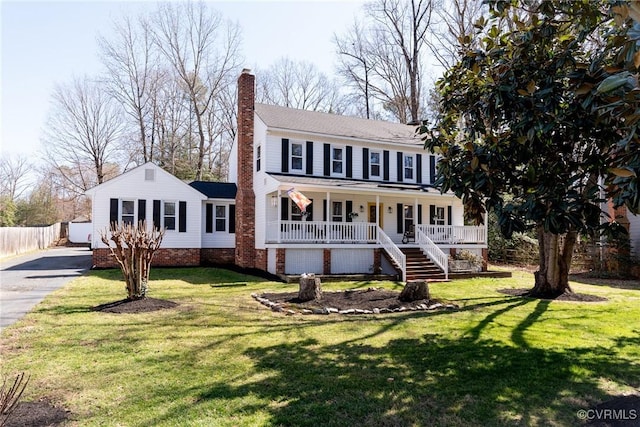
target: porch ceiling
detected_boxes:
[267,173,450,197]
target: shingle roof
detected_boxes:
[255,103,422,146]
[189,181,237,199]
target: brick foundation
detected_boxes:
[276,248,285,274]
[201,248,235,265]
[323,249,331,274]
[255,249,268,271]
[92,248,201,268]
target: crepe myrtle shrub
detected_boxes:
[0,372,30,426]
[420,0,639,298]
[100,220,165,300]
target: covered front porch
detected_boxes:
[258,175,487,281]
[266,221,486,246]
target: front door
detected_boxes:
[368,203,383,228]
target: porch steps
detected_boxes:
[400,248,447,281]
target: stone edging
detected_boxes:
[251,293,458,316]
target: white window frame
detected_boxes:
[434,206,446,226]
[331,145,345,177]
[256,145,262,172]
[290,142,304,172]
[121,199,136,226]
[215,205,227,232]
[404,204,414,232]
[404,154,415,182]
[163,201,176,231]
[370,150,381,178]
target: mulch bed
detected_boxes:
[256,288,457,314]
[3,399,70,427]
[92,297,179,313]
[498,288,608,302]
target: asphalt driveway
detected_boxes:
[0,246,92,331]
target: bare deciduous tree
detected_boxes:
[98,14,160,164]
[256,57,347,113]
[42,76,123,197]
[0,154,31,201]
[428,0,487,69]
[151,1,241,180]
[335,0,435,123]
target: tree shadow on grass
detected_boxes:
[142,335,638,427]
[139,301,640,427]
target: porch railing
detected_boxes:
[266,221,378,243]
[415,227,448,280]
[378,226,406,282]
[417,225,486,244]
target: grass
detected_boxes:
[1,267,639,426]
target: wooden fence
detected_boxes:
[0,223,62,258]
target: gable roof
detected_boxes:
[85,162,205,200]
[189,181,237,199]
[254,103,422,146]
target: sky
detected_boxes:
[0,0,365,164]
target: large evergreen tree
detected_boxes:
[422,0,639,297]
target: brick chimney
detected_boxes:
[235,69,256,268]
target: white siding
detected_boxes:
[200,201,235,248]
[331,249,374,274]
[267,248,277,274]
[89,163,205,250]
[285,249,323,274]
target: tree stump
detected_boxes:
[399,280,429,302]
[298,275,322,302]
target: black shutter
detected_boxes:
[179,201,187,232]
[323,144,330,176]
[418,204,423,224]
[346,200,353,222]
[429,155,436,184]
[281,138,289,173]
[416,154,422,184]
[153,200,161,230]
[323,200,327,221]
[281,198,289,220]
[138,199,146,224]
[346,146,352,178]
[306,141,314,175]
[229,204,236,233]
[429,205,436,225]
[447,205,452,225]
[205,204,213,233]
[383,150,390,181]
[363,148,369,180]
[397,152,403,182]
[397,203,404,234]
[306,199,313,221]
[109,198,119,228]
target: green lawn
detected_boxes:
[1,268,639,426]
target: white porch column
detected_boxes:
[376,195,380,227]
[414,198,419,228]
[326,191,331,243]
[277,189,282,244]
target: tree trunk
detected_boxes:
[531,226,576,297]
[399,280,430,302]
[298,276,322,302]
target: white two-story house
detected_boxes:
[231,70,487,281]
[87,70,488,281]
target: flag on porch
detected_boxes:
[287,188,312,212]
